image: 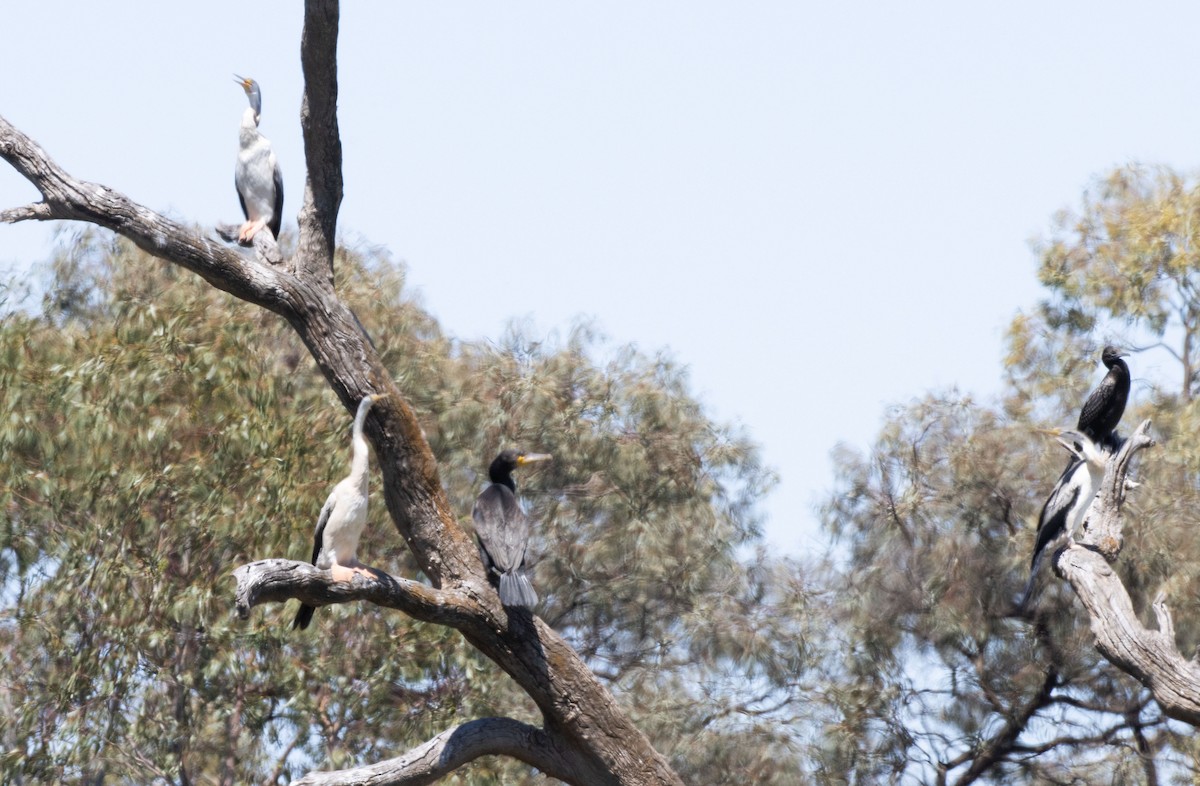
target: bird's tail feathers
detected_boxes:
[292,603,316,631]
[1017,563,1042,613]
[498,571,538,609]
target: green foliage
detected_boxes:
[0,233,805,784]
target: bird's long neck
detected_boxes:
[490,468,516,493]
[240,107,261,145]
[348,404,373,488]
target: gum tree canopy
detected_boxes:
[0,3,776,784]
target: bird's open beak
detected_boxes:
[233,74,251,89]
[517,453,552,465]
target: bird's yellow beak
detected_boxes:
[517,453,552,465]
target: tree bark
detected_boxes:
[1057,419,1200,725]
[290,718,582,786]
[0,3,685,784]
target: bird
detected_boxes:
[472,449,552,609]
[1021,429,1108,609]
[234,75,284,244]
[292,393,388,631]
[1076,345,1130,449]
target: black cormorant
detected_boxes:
[1076,345,1130,448]
[472,449,552,609]
[234,75,284,243]
[293,393,387,631]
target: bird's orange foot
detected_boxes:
[330,562,377,582]
[237,219,266,244]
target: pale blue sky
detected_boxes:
[4,3,1199,552]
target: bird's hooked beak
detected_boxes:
[517,453,553,466]
[1034,427,1085,457]
[1054,430,1086,455]
[233,74,252,91]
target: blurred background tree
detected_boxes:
[814,164,1200,785]
[0,231,813,785]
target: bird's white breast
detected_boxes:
[317,477,369,568]
[235,132,279,222]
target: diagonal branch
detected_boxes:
[943,667,1059,786]
[232,559,472,628]
[290,717,580,786]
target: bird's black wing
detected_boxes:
[293,495,335,631]
[310,495,335,565]
[235,173,250,223]
[1076,377,1115,440]
[473,485,527,573]
[1077,359,1130,444]
[1031,458,1083,569]
[269,159,284,239]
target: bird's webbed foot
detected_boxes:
[330,561,380,583]
[237,219,266,244]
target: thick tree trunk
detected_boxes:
[0,3,685,784]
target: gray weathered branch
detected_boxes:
[291,718,578,786]
[298,0,343,283]
[214,223,284,265]
[1057,419,1200,725]
[232,559,471,628]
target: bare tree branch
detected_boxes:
[233,559,469,627]
[1057,419,1200,725]
[291,718,581,786]
[298,0,343,283]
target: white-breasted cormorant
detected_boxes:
[472,449,552,609]
[1021,430,1107,607]
[234,75,284,243]
[293,393,387,630]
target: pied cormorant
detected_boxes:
[234,75,284,243]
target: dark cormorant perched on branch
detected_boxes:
[1077,345,1130,448]
[473,449,552,608]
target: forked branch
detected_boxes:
[1057,419,1200,724]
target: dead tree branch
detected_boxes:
[1057,419,1200,725]
[233,559,468,627]
[290,718,581,786]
